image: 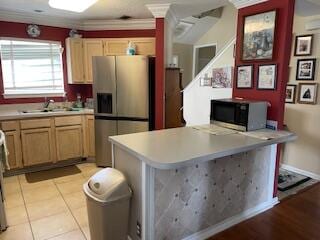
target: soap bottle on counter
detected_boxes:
[74,93,83,108]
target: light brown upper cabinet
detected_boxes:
[104,39,129,56]
[131,38,155,56]
[66,38,85,84]
[104,38,155,56]
[83,39,104,83]
[66,37,155,84]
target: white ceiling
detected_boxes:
[296,0,320,17]
[0,0,228,20]
[174,16,220,45]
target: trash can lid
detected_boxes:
[86,168,131,202]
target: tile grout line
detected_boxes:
[17,175,36,240]
[53,170,89,240]
[4,163,95,240]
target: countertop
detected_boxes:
[0,108,94,121]
[109,126,296,170]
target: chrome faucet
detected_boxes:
[43,98,55,109]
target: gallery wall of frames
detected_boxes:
[233,0,295,130]
[285,34,318,105]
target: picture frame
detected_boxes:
[200,75,212,87]
[296,58,316,81]
[242,10,277,61]
[257,64,277,90]
[298,83,318,104]
[285,84,297,103]
[294,34,313,56]
[236,65,253,89]
[212,66,233,88]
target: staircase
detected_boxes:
[183,37,236,126]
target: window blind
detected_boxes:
[0,38,65,97]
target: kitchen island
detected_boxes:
[109,125,296,240]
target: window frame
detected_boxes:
[0,37,66,99]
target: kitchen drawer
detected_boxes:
[20,118,51,130]
[55,116,82,127]
[1,121,19,131]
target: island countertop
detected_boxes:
[109,125,296,170]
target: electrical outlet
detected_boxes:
[136,221,141,238]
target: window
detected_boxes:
[0,38,65,98]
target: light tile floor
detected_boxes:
[0,163,102,240]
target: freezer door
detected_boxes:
[94,118,117,167]
[117,120,149,135]
[93,56,117,116]
[116,56,149,119]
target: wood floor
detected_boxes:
[208,183,320,240]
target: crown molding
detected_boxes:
[145,3,171,18]
[229,0,269,9]
[166,7,179,29]
[0,9,155,30]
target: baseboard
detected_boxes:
[281,164,320,181]
[182,197,279,240]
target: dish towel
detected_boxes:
[0,130,10,171]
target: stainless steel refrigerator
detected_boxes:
[93,56,155,167]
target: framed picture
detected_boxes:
[200,75,212,87]
[294,34,313,56]
[257,64,277,90]
[298,83,318,104]
[242,10,277,61]
[212,67,233,88]
[286,84,297,103]
[296,58,316,80]
[236,65,253,88]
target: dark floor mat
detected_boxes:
[278,168,311,192]
[25,165,81,183]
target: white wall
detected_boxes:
[183,39,234,126]
[195,3,237,52]
[182,2,237,126]
[173,43,193,88]
[282,14,320,177]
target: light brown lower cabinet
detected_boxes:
[21,128,55,166]
[55,125,83,161]
[86,116,95,157]
[1,114,94,169]
[4,131,23,169]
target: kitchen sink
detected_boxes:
[21,109,48,113]
[21,108,81,114]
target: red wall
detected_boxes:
[232,0,295,196]
[155,18,165,130]
[233,0,295,129]
[0,21,155,104]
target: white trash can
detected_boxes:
[83,168,132,240]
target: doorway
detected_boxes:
[193,44,217,78]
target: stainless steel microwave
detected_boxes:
[210,99,268,131]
